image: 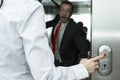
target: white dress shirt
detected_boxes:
[0,0,89,80]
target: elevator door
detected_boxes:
[91,0,120,80]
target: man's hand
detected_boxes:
[80,53,106,74]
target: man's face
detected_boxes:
[59,4,72,23]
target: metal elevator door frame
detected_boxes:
[91,0,120,80]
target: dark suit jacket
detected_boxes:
[46,16,89,66]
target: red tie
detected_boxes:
[52,21,62,55]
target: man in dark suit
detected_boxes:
[46,1,89,66]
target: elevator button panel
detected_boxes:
[98,45,112,76]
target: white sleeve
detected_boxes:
[19,3,89,80]
[47,64,89,80]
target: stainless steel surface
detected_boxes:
[98,45,112,76]
[92,0,120,80]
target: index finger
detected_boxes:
[90,53,106,61]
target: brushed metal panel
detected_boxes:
[92,0,120,80]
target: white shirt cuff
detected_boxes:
[70,64,89,80]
